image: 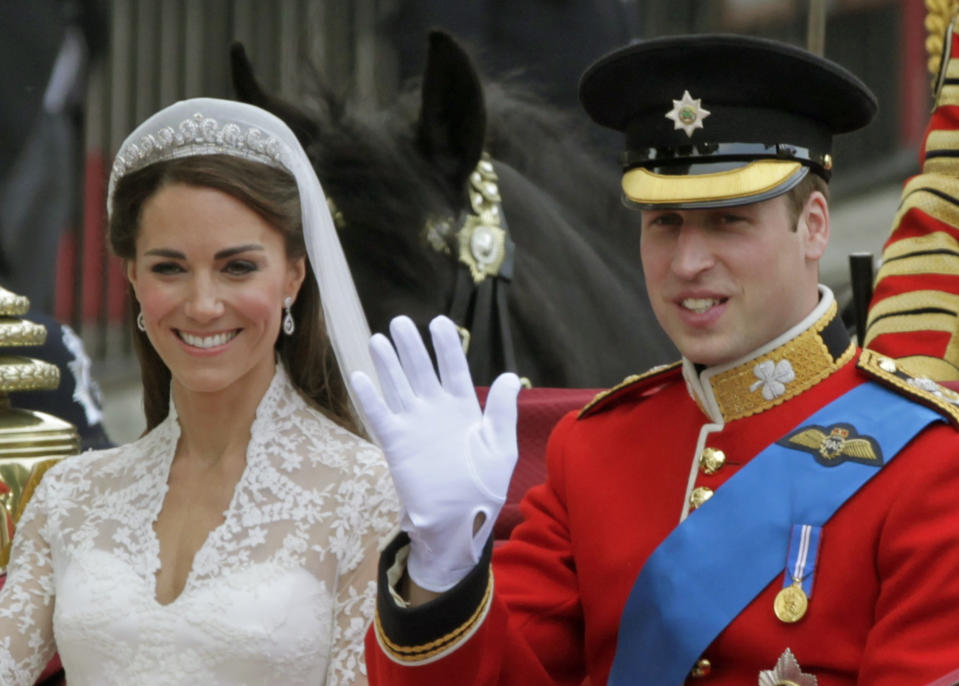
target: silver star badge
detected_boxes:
[665,90,710,137]
[758,648,818,686]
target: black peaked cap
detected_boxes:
[577,34,877,209]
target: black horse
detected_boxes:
[230,31,676,388]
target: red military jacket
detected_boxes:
[367,295,959,685]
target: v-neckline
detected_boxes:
[144,366,281,607]
[149,442,252,607]
[147,408,267,607]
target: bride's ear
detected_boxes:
[286,255,307,298]
[126,259,139,293]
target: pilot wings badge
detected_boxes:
[778,422,883,468]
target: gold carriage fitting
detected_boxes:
[0,285,79,569]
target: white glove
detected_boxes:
[350,314,521,592]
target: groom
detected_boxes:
[355,33,959,685]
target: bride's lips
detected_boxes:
[175,329,241,350]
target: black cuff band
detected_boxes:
[375,531,494,662]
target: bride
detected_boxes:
[0,98,399,685]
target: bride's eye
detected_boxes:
[224,260,258,276]
[150,262,184,275]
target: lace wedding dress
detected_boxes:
[0,364,399,685]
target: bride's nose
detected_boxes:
[184,275,225,321]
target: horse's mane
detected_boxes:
[299,72,629,285]
[300,84,454,292]
[481,81,626,237]
[311,72,618,233]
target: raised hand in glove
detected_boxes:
[350,314,521,592]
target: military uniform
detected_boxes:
[367,293,959,684]
[363,33,959,685]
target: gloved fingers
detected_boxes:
[482,372,521,457]
[430,315,475,397]
[389,315,442,399]
[349,370,398,445]
[369,332,415,413]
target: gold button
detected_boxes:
[689,486,714,510]
[690,658,712,678]
[700,447,726,474]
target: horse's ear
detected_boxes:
[416,30,486,190]
[229,41,320,149]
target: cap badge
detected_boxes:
[759,648,818,686]
[665,90,711,137]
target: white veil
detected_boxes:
[107,97,378,430]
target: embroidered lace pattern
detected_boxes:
[0,365,399,685]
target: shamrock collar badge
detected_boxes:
[665,90,710,137]
[750,359,796,401]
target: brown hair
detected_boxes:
[784,172,830,230]
[109,154,360,435]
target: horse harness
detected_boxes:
[425,153,519,385]
[326,153,519,385]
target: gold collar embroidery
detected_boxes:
[688,297,854,423]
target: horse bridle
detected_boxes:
[326,153,519,384]
[424,153,519,384]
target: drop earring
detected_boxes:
[137,312,146,332]
[283,296,295,335]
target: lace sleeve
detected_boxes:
[0,473,58,684]
[326,444,399,686]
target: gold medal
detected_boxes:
[773,582,808,623]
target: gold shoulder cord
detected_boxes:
[858,349,959,427]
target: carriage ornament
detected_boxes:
[0,285,80,570]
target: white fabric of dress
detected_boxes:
[0,364,399,685]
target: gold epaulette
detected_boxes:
[858,348,959,428]
[578,361,682,419]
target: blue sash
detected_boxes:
[608,382,942,685]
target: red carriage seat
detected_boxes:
[476,386,601,540]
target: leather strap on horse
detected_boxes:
[440,154,519,385]
[447,218,516,385]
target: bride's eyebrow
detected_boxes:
[142,245,264,260]
[144,248,185,259]
[214,244,264,260]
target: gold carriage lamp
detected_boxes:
[0,286,80,570]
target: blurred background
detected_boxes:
[0,0,939,443]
